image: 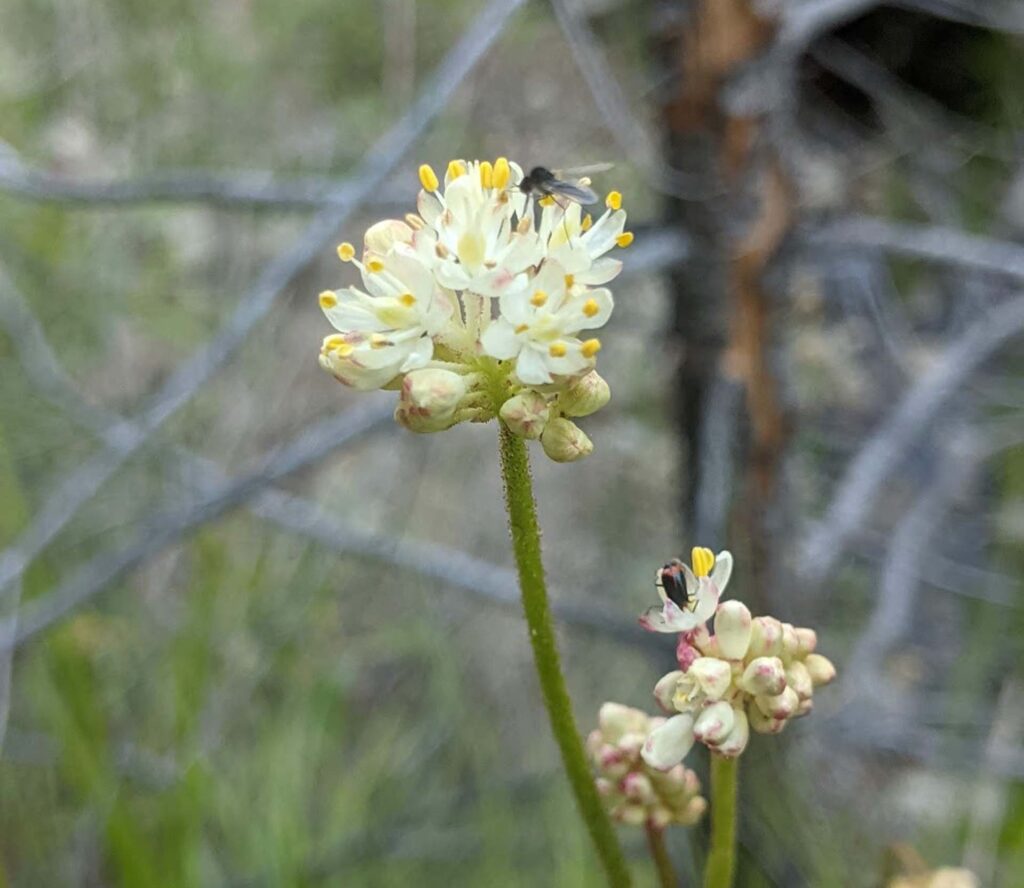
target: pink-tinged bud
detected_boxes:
[585,729,603,757]
[754,686,799,720]
[363,218,413,254]
[748,704,787,735]
[499,390,549,439]
[618,732,645,757]
[557,369,611,417]
[796,698,814,717]
[715,600,753,659]
[688,657,733,700]
[738,656,787,696]
[795,627,817,655]
[780,622,800,659]
[681,796,708,825]
[653,671,683,713]
[598,746,631,780]
[676,638,700,671]
[598,702,649,743]
[595,777,614,797]
[785,660,814,701]
[714,707,750,757]
[540,417,593,462]
[651,763,687,794]
[688,624,713,653]
[641,713,695,770]
[617,804,647,826]
[394,369,467,432]
[649,804,674,831]
[682,768,701,796]
[748,616,784,658]
[622,772,654,803]
[694,700,735,745]
[804,653,836,686]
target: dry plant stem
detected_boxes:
[704,754,738,888]
[646,822,679,888]
[497,424,632,887]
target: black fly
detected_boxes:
[656,559,692,611]
[517,164,613,207]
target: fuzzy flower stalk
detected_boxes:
[315,159,634,885]
[639,547,837,888]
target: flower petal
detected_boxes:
[711,550,733,593]
[641,713,695,770]
[481,319,522,360]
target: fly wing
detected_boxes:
[555,162,615,177]
[547,178,599,205]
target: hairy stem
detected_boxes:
[497,424,632,886]
[703,754,739,888]
[646,822,679,887]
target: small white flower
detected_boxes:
[481,260,611,384]
[641,713,695,771]
[639,547,733,634]
[538,192,631,285]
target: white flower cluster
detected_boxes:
[317,158,632,460]
[637,548,837,769]
[587,703,706,830]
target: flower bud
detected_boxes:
[499,390,550,439]
[557,370,611,417]
[394,369,467,432]
[363,218,413,254]
[642,713,695,770]
[715,600,753,659]
[748,616,784,658]
[540,417,594,462]
[748,704,787,735]
[795,627,817,655]
[687,657,733,701]
[754,685,799,720]
[622,772,654,803]
[689,624,713,653]
[804,653,837,686]
[598,702,648,743]
[780,622,800,659]
[714,707,750,757]
[738,656,787,696]
[681,796,708,825]
[676,638,699,671]
[653,671,682,713]
[694,700,735,745]
[785,660,814,701]
[595,777,614,797]
[617,803,647,826]
[649,804,674,831]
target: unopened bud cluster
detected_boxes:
[587,703,706,829]
[317,158,631,461]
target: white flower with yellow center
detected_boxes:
[480,260,613,385]
[317,240,454,391]
[639,547,733,634]
[537,190,632,285]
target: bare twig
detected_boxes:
[805,215,1024,281]
[799,296,1024,586]
[0,0,528,604]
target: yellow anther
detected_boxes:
[564,274,575,288]
[367,257,385,273]
[539,195,556,207]
[479,160,494,188]
[581,338,601,358]
[691,546,715,578]
[582,298,599,318]
[605,191,622,210]
[514,324,529,334]
[336,242,356,262]
[405,212,425,230]
[447,159,467,180]
[581,214,593,232]
[324,334,346,350]
[493,156,511,189]
[549,341,568,358]
[435,242,449,258]
[370,333,390,349]
[530,290,548,307]
[399,293,416,307]
[517,215,532,234]
[318,291,338,309]
[418,164,439,192]
[616,231,634,248]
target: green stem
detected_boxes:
[645,823,678,888]
[496,424,632,887]
[703,754,739,888]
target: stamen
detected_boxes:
[564,274,575,288]
[531,290,548,307]
[324,334,346,350]
[605,191,622,210]
[691,546,715,578]
[435,242,450,258]
[405,212,425,230]
[447,159,467,180]
[514,324,529,334]
[539,195,556,207]
[581,214,593,232]
[581,338,601,358]
[616,232,634,248]
[493,157,510,189]
[418,164,439,192]
[479,160,493,188]
[336,242,356,262]
[517,216,532,234]
[399,293,416,307]
[549,341,567,358]
[370,333,391,349]
[582,298,599,318]
[366,257,385,273]
[318,291,338,309]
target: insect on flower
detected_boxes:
[517,163,614,207]
[656,559,693,611]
